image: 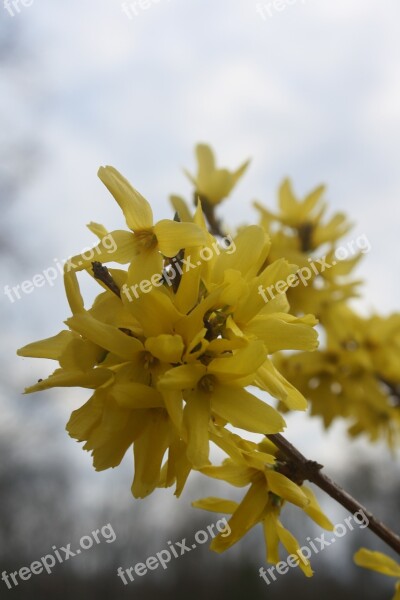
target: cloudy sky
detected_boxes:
[1,0,400,488]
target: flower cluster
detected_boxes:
[254,176,400,448]
[18,153,318,502]
[17,144,399,583]
[275,306,400,448]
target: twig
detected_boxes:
[91,262,120,298]
[268,433,400,555]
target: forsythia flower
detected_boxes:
[354,549,400,600]
[255,178,351,249]
[255,178,360,317]
[184,143,250,206]
[192,431,333,576]
[69,166,207,286]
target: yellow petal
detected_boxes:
[66,391,103,441]
[184,390,211,468]
[354,549,400,578]
[232,159,251,185]
[65,312,143,360]
[275,519,313,577]
[59,338,105,372]
[255,360,307,410]
[279,178,298,216]
[68,230,137,270]
[123,288,183,337]
[174,247,203,314]
[90,422,138,471]
[210,479,268,552]
[192,497,239,514]
[111,383,164,409]
[209,425,251,465]
[161,437,192,497]
[199,462,255,487]
[208,341,266,383]
[162,390,184,434]
[158,363,206,391]
[302,184,326,215]
[154,220,206,257]
[145,334,184,363]
[211,385,285,434]
[301,486,334,530]
[126,249,163,289]
[132,410,170,498]
[196,143,216,179]
[98,166,153,230]
[263,509,280,563]
[212,226,270,281]
[17,330,76,360]
[244,313,318,353]
[170,195,193,222]
[265,470,309,507]
[85,407,147,471]
[25,367,112,393]
[235,258,297,324]
[87,221,109,239]
[64,270,85,314]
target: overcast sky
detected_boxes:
[1,0,400,480]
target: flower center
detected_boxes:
[142,351,158,369]
[134,229,158,251]
[198,374,216,393]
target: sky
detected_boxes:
[1,0,400,511]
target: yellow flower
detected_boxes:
[185,143,250,205]
[192,431,333,576]
[70,166,207,286]
[255,178,351,247]
[354,549,400,600]
[158,342,285,468]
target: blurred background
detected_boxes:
[0,1,399,598]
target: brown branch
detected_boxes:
[91,262,120,298]
[268,433,400,555]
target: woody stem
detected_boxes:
[267,433,400,555]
